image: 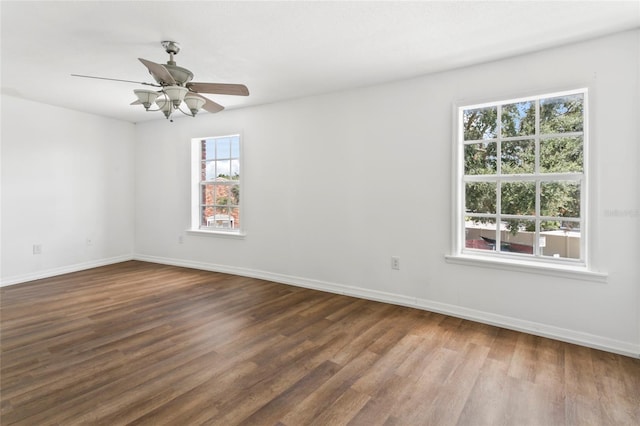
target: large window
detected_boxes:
[191,135,242,233]
[457,89,587,265]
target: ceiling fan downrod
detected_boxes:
[161,41,180,65]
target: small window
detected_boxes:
[191,135,242,233]
[456,89,587,265]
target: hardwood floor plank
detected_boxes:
[280,350,379,425]
[400,343,489,426]
[456,357,511,426]
[487,327,519,363]
[217,359,342,426]
[507,332,539,382]
[308,387,370,426]
[351,334,423,396]
[503,377,565,426]
[1,261,639,425]
[386,346,462,421]
[346,386,395,426]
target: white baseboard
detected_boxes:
[0,255,134,287]
[133,254,640,359]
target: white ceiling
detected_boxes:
[2,1,639,123]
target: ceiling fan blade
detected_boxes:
[138,58,176,85]
[71,74,160,87]
[191,93,225,113]
[130,100,142,105]
[187,82,249,96]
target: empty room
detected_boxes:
[1,1,639,425]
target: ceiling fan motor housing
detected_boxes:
[163,64,194,85]
[156,41,193,86]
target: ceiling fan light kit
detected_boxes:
[72,41,249,121]
[155,97,173,119]
[184,93,206,115]
[133,89,160,109]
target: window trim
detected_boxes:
[449,88,605,280]
[190,134,245,237]
[444,252,607,283]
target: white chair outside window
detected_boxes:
[206,214,234,229]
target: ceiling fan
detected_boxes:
[72,41,249,120]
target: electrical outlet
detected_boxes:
[33,244,42,255]
[391,256,400,270]
[86,238,93,246]
[178,235,184,244]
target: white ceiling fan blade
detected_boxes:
[191,93,225,113]
[138,58,176,86]
[187,82,249,96]
[71,74,159,87]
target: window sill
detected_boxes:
[186,229,246,239]
[444,253,607,283]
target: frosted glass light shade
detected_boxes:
[133,89,159,109]
[155,97,173,119]
[184,94,206,116]
[164,85,188,107]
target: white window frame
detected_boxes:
[189,134,245,238]
[447,88,607,282]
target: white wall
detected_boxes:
[134,30,640,356]
[1,96,135,284]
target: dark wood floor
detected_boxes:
[1,261,638,425]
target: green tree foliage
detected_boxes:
[501,140,535,174]
[540,137,583,173]
[464,94,583,233]
[465,182,496,214]
[231,184,240,205]
[540,94,583,133]
[464,106,497,141]
[464,142,496,175]
[215,175,240,206]
[501,101,535,137]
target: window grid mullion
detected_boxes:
[534,98,541,256]
[460,89,586,263]
[495,105,502,251]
